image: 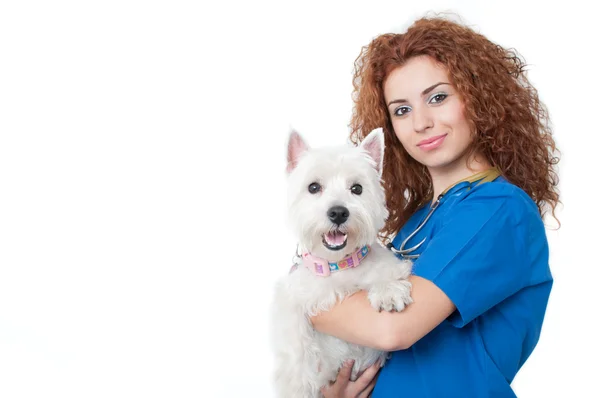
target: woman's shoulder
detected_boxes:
[459,176,540,219]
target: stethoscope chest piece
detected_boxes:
[388,195,441,260]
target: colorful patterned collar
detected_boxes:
[299,245,370,277]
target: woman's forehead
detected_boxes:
[384,56,451,98]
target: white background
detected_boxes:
[0,1,597,397]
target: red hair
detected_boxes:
[349,16,560,241]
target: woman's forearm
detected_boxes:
[309,289,400,351]
[309,276,456,351]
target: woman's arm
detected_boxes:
[310,275,456,351]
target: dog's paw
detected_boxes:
[367,279,413,312]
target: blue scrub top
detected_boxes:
[372,177,552,398]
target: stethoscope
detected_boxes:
[387,192,443,259]
[386,167,501,260]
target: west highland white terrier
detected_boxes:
[271,128,414,398]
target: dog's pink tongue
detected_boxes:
[326,231,346,245]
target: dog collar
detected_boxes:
[299,245,370,277]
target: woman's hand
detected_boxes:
[320,359,381,398]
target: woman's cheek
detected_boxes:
[395,132,414,156]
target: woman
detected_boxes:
[311,16,560,398]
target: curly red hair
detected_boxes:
[349,16,560,242]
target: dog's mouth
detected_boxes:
[322,230,348,251]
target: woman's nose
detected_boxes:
[412,107,434,133]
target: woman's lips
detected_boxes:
[417,134,447,151]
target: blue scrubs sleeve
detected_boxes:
[413,191,534,327]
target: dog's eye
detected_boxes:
[308,182,321,194]
[351,184,363,195]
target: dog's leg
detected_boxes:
[272,318,322,397]
[367,279,413,312]
[272,282,322,398]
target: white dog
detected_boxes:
[271,128,414,398]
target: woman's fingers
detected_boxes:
[320,360,354,397]
[320,359,381,398]
[337,359,355,382]
[356,368,380,398]
[352,360,380,392]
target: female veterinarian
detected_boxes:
[311,16,560,398]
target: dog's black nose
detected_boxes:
[327,206,349,225]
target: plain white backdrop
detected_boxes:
[0,0,597,397]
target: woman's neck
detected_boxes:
[429,153,492,200]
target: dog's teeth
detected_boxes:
[325,231,347,246]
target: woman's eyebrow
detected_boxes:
[387,82,450,106]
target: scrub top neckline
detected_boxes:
[428,167,502,209]
[424,180,480,210]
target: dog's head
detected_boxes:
[286,128,388,262]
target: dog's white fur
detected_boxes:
[271,128,413,397]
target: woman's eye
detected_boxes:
[308,182,321,194]
[351,184,363,195]
[429,93,448,104]
[394,105,411,116]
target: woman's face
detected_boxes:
[383,56,474,172]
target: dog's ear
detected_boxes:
[287,130,310,174]
[360,127,384,175]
